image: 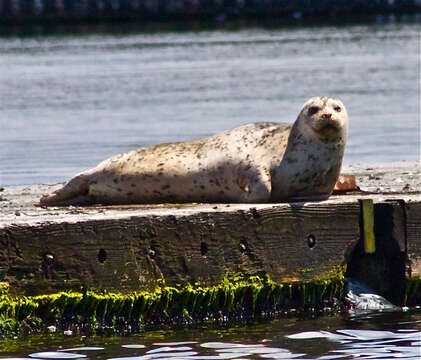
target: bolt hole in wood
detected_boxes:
[200,242,208,256]
[148,249,156,259]
[41,253,55,279]
[98,248,107,263]
[42,253,55,265]
[307,234,317,249]
[41,253,54,271]
[239,239,248,253]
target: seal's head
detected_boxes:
[298,96,348,143]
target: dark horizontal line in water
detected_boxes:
[0,13,420,37]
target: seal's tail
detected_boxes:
[35,174,90,207]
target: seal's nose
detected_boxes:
[323,113,332,120]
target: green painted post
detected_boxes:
[360,199,375,254]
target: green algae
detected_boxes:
[0,282,9,295]
[0,272,345,337]
[404,277,421,306]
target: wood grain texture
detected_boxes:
[406,201,421,277]
[0,202,361,295]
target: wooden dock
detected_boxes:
[1,162,420,302]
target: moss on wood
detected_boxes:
[405,277,421,307]
[0,272,345,337]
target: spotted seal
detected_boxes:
[37,96,348,206]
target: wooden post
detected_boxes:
[360,199,375,254]
[406,201,421,278]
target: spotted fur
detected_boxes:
[38,97,348,206]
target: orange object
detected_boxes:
[333,175,359,193]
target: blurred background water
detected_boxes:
[0,19,420,186]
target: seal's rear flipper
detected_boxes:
[36,175,90,207]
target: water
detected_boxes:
[1,311,420,359]
[0,18,420,357]
[0,20,420,186]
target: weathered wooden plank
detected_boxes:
[406,201,421,278]
[388,199,407,253]
[0,162,420,297]
[0,202,360,295]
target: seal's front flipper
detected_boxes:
[36,174,90,207]
[238,168,272,203]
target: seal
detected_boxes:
[37,96,348,206]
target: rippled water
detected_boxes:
[1,311,420,359]
[1,19,420,359]
[1,20,420,186]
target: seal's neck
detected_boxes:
[284,120,346,175]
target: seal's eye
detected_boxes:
[334,106,341,112]
[308,106,320,116]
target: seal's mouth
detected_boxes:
[322,123,339,132]
[313,119,340,133]
[312,118,342,141]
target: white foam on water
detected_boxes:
[176,355,250,360]
[286,331,332,340]
[390,346,421,354]
[217,347,288,354]
[59,347,104,351]
[260,353,305,359]
[152,342,198,346]
[200,343,263,349]
[145,351,198,358]
[336,329,396,340]
[29,352,87,359]
[146,347,193,354]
